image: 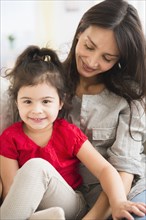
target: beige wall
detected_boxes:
[35,1,56,48]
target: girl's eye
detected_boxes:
[24,100,31,104]
[42,100,52,104]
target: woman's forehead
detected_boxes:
[81,26,120,55]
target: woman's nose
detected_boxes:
[87,55,99,68]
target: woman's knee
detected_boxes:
[131,190,146,220]
[131,190,146,203]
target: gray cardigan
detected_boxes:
[66,89,146,208]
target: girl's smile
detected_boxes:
[28,117,47,123]
[17,83,63,132]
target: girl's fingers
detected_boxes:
[135,203,146,214]
[129,205,145,217]
[113,211,134,220]
[113,202,146,220]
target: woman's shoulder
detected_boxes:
[74,88,127,108]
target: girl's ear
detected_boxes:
[59,101,64,110]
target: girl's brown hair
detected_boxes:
[5,45,69,117]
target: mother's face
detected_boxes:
[75,26,120,78]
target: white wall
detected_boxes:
[1,0,145,68]
[1,1,37,67]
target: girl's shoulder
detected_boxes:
[53,118,87,155]
[54,118,87,139]
[55,118,80,131]
[0,121,23,137]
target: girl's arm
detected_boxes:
[0,177,2,197]
[0,176,3,205]
[0,155,19,200]
[77,140,146,220]
[82,172,134,219]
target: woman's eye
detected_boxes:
[103,56,112,63]
[84,44,94,51]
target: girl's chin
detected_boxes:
[27,123,48,130]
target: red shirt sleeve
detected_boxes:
[53,119,88,156]
[0,123,21,160]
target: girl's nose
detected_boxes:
[31,104,43,114]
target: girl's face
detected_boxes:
[17,82,63,131]
[75,26,120,78]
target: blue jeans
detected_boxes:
[131,190,146,220]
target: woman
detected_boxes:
[63,0,146,219]
[2,45,145,220]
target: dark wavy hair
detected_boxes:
[4,45,69,118]
[63,0,146,104]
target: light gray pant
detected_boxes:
[1,158,87,220]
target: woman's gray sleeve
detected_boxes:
[107,100,146,177]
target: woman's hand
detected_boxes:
[112,201,146,220]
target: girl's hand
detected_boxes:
[112,201,146,220]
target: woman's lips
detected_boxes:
[81,60,96,73]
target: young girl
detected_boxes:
[0,45,146,220]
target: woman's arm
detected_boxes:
[82,171,134,219]
[77,140,146,220]
[119,171,134,194]
[0,155,19,200]
[82,191,111,220]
